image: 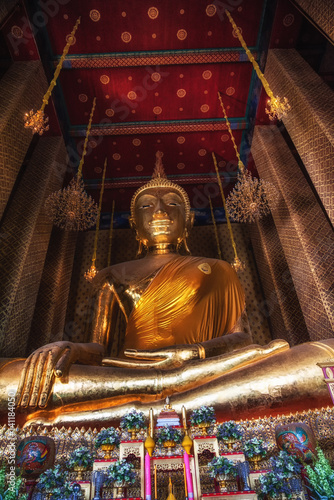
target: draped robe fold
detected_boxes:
[123,256,245,350]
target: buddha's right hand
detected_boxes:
[16,341,104,408]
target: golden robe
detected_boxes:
[123,256,245,350]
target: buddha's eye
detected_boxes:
[140,204,152,209]
[168,202,178,206]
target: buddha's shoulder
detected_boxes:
[92,260,138,288]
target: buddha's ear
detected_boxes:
[129,216,136,230]
[188,211,195,230]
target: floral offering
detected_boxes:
[257,471,291,499]
[105,459,136,486]
[270,450,302,478]
[156,425,182,444]
[37,464,65,491]
[120,409,146,430]
[95,427,120,448]
[216,421,243,441]
[37,464,73,500]
[243,437,267,458]
[304,446,334,499]
[67,446,94,468]
[190,406,216,425]
[207,456,238,478]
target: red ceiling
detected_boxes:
[60,62,252,125]
[1,0,307,214]
[46,1,263,54]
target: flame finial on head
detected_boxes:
[153,151,166,179]
[130,151,191,220]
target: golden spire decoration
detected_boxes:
[208,196,222,260]
[166,476,177,500]
[24,17,81,135]
[212,152,245,272]
[84,157,108,281]
[44,98,99,230]
[225,10,291,121]
[218,92,278,223]
[107,200,115,268]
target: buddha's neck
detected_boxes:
[146,243,178,255]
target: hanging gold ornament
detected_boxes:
[225,10,291,121]
[84,157,108,281]
[45,98,99,231]
[217,92,279,224]
[226,169,279,224]
[208,196,222,260]
[107,200,115,268]
[24,17,81,135]
[212,152,245,273]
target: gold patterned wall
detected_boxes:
[252,125,334,342]
[64,223,272,347]
[0,61,48,218]
[265,49,334,224]
[0,136,68,357]
[294,0,334,42]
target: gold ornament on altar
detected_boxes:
[44,98,99,231]
[24,17,81,135]
[217,92,279,224]
[225,10,291,121]
[84,157,108,281]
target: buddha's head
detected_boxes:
[129,152,194,254]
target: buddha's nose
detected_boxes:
[152,199,168,219]
[153,208,168,220]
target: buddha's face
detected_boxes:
[133,188,189,248]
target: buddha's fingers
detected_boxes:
[16,357,31,406]
[54,347,72,378]
[124,348,170,360]
[38,350,56,408]
[19,351,40,408]
[102,357,168,368]
[29,350,49,408]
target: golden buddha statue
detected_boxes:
[0,152,333,427]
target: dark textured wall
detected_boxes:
[251,125,334,342]
[265,49,334,224]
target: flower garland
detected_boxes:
[243,437,267,458]
[67,446,95,468]
[216,421,243,441]
[207,456,238,478]
[120,409,146,430]
[156,426,182,444]
[190,406,216,425]
[105,459,136,486]
[95,427,120,448]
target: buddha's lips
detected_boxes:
[149,219,173,227]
